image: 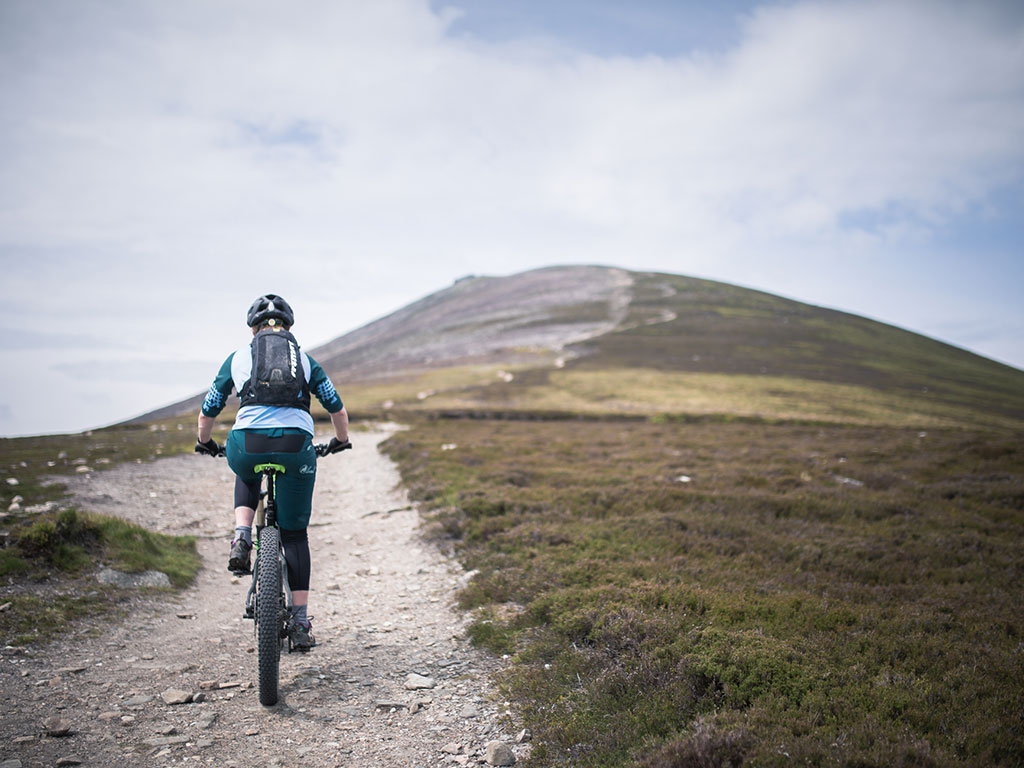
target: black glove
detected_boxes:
[326,437,352,454]
[194,438,223,457]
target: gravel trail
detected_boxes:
[0,426,522,768]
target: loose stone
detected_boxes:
[97,568,171,588]
[160,688,192,705]
[485,741,516,766]
[143,736,190,747]
[43,717,72,737]
[405,673,436,690]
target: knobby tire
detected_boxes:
[256,526,283,706]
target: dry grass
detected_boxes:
[397,368,1014,429]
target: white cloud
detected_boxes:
[0,0,1021,434]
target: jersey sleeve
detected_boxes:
[201,354,236,417]
[307,356,344,413]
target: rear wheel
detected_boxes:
[255,525,283,706]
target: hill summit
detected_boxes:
[149,266,1024,429]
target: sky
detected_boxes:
[1,0,1022,437]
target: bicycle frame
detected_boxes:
[243,464,293,625]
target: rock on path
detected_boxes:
[0,425,527,767]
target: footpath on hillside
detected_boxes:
[0,426,524,768]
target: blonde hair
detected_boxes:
[252,318,291,334]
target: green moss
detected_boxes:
[0,508,201,645]
[16,509,97,572]
[6,508,199,587]
[92,515,198,588]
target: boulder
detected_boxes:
[485,741,516,766]
[97,568,171,588]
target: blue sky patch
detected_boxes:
[434,0,756,56]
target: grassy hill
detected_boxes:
[327,267,1024,431]
[139,264,1024,429]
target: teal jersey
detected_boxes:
[202,347,343,436]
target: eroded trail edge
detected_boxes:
[1,426,522,767]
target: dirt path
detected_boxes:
[0,426,524,768]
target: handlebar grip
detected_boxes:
[195,439,225,457]
[315,440,352,457]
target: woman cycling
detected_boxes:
[195,294,349,651]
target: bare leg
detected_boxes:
[234,506,255,528]
[292,590,308,607]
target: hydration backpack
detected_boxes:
[238,328,311,411]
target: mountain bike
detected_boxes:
[216,440,350,706]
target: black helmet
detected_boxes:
[246,294,295,327]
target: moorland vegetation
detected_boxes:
[384,418,1022,766]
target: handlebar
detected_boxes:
[315,439,352,457]
[195,438,352,458]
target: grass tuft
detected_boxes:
[0,507,200,645]
[91,514,199,588]
[2,507,199,587]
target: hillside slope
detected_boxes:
[314,265,633,379]
[139,266,1024,429]
[577,271,1023,416]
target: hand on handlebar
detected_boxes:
[315,438,352,457]
[194,438,225,457]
